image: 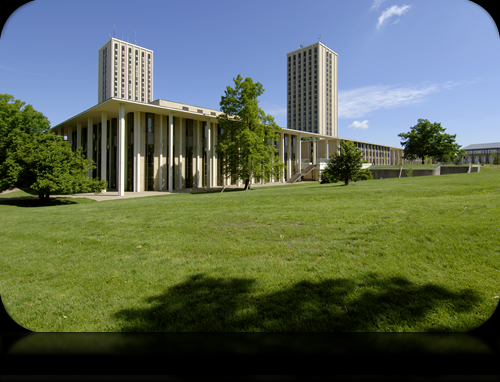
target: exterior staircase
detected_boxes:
[287,164,317,183]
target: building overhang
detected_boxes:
[50,98,223,132]
[50,99,403,151]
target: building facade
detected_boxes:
[287,42,338,137]
[51,38,413,195]
[98,38,153,104]
[462,142,500,164]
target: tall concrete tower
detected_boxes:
[287,42,338,137]
[98,37,153,104]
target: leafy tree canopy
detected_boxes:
[398,119,461,164]
[0,94,106,200]
[216,75,283,190]
[320,140,363,186]
[0,94,50,166]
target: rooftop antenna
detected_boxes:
[113,25,115,38]
[299,36,303,49]
[318,34,322,42]
[135,31,137,45]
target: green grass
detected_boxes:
[1,170,499,332]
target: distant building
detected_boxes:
[98,38,153,104]
[462,142,500,164]
[287,42,338,137]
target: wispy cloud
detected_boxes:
[377,5,411,29]
[339,80,477,119]
[264,106,287,116]
[370,0,386,11]
[0,65,46,77]
[348,120,369,129]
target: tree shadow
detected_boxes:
[0,197,80,208]
[113,272,483,332]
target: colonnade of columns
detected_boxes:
[54,110,411,191]
[54,104,218,195]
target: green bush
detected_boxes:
[357,169,373,181]
[320,169,339,184]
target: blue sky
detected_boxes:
[1,0,498,148]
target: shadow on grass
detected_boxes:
[113,272,482,332]
[190,187,247,194]
[0,197,83,207]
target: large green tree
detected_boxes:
[320,140,363,186]
[0,94,106,200]
[216,75,283,190]
[398,119,461,164]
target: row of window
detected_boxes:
[112,42,152,102]
[466,149,499,154]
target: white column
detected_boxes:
[169,113,173,192]
[287,133,291,179]
[280,131,285,182]
[298,134,302,173]
[117,104,125,196]
[76,122,82,150]
[101,112,107,185]
[196,120,200,188]
[207,120,211,190]
[178,117,183,190]
[159,115,163,191]
[326,139,329,162]
[313,139,317,165]
[134,112,141,192]
[212,124,216,187]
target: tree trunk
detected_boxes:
[38,191,50,202]
[244,179,251,190]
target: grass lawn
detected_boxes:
[1,168,499,332]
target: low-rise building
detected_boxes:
[462,142,500,164]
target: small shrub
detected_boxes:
[320,170,338,184]
[405,167,414,178]
[357,169,373,181]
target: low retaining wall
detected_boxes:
[441,166,477,174]
[369,168,439,179]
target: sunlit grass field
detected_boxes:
[1,167,499,332]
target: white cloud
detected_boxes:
[377,5,411,29]
[370,0,386,11]
[338,81,476,119]
[348,120,369,129]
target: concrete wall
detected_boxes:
[369,168,439,179]
[368,166,478,179]
[440,166,470,175]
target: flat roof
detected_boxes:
[287,42,338,56]
[462,142,500,150]
[51,98,402,150]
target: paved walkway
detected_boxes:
[2,181,316,202]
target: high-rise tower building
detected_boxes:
[98,38,153,104]
[287,42,338,137]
